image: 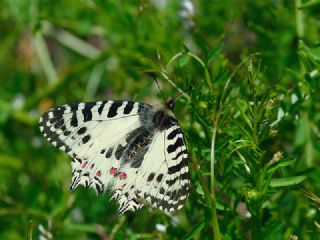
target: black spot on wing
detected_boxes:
[147,173,155,182]
[95,183,103,194]
[159,187,165,194]
[105,147,113,158]
[82,135,91,144]
[53,118,64,129]
[167,137,184,154]
[70,104,79,111]
[98,101,107,115]
[61,125,67,132]
[108,101,123,118]
[167,128,182,140]
[70,112,78,127]
[82,102,95,122]
[168,158,188,174]
[172,149,188,160]
[52,106,66,120]
[63,130,71,136]
[169,190,177,200]
[115,144,126,160]
[156,174,164,182]
[166,173,188,187]
[77,127,87,135]
[124,101,134,114]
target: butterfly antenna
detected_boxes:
[173,85,192,101]
[152,74,167,101]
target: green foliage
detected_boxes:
[0,0,320,239]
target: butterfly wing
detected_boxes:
[39,100,151,193]
[132,117,190,212]
[39,100,190,213]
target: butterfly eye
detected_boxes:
[165,98,175,110]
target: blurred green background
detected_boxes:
[0,0,320,239]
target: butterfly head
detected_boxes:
[165,97,175,111]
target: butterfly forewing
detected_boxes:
[39,100,189,213]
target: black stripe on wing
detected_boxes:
[144,119,190,212]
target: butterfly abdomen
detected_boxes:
[123,128,153,168]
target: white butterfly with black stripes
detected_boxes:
[39,97,190,214]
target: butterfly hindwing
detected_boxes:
[39,100,190,213]
[134,118,189,212]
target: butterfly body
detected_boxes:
[39,99,189,214]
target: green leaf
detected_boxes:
[269,176,307,187]
[298,0,320,9]
[0,155,23,169]
[178,54,191,68]
[236,101,253,132]
[299,41,320,63]
[207,45,223,65]
[0,100,12,125]
[215,201,227,211]
[182,219,205,240]
[64,223,98,233]
[195,184,205,196]
[267,158,296,173]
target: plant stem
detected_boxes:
[166,51,213,90]
[251,207,262,239]
[190,150,220,240]
[295,0,304,38]
[210,112,222,240]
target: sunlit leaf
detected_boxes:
[269,176,307,187]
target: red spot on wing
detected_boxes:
[96,170,101,177]
[110,167,117,175]
[81,162,87,168]
[122,184,126,189]
[119,172,127,180]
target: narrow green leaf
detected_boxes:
[64,223,98,233]
[236,102,253,131]
[267,158,296,173]
[178,54,191,68]
[207,45,223,65]
[269,176,307,187]
[298,0,320,9]
[182,219,205,240]
[299,41,320,63]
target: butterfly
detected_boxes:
[39,97,190,214]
